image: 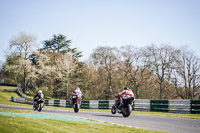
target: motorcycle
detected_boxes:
[111,94,134,117]
[70,94,82,113]
[33,98,45,112]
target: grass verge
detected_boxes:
[0,110,164,133]
[0,86,17,89]
[0,90,32,107]
[0,108,36,113]
[133,110,200,119]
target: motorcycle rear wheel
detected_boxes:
[122,104,132,117]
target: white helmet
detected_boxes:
[76,87,80,91]
[38,90,42,94]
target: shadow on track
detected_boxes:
[94,114,122,118]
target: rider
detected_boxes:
[72,87,82,97]
[118,87,134,112]
[33,90,44,105]
[70,87,82,105]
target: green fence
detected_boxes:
[11,97,14,102]
[191,100,200,114]
[54,100,60,107]
[44,99,49,106]
[150,100,169,112]
[66,100,71,108]
[81,101,90,109]
[98,101,109,109]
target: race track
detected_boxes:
[0,104,200,133]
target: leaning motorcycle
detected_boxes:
[33,98,45,112]
[111,94,134,117]
[71,94,82,113]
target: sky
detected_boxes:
[0,0,200,63]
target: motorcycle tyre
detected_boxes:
[74,103,79,113]
[122,104,132,117]
[38,103,42,112]
[111,105,116,114]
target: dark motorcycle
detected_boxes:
[70,94,82,113]
[33,98,45,112]
[111,94,134,117]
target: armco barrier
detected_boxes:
[44,99,49,106]
[48,99,54,106]
[150,100,169,112]
[134,99,150,111]
[99,100,109,109]
[9,96,200,114]
[66,100,71,107]
[81,101,90,109]
[27,99,34,105]
[10,96,14,102]
[191,100,200,114]
[0,88,17,91]
[59,100,66,107]
[89,100,98,109]
[54,100,60,107]
[168,100,190,113]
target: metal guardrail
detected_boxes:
[168,100,190,113]
[150,100,169,112]
[0,88,17,91]
[9,96,200,114]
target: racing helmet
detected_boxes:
[75,87,80,91]
[38,90,42,94]
[124,87,129,90]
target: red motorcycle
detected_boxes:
[111,94,134,117]
[70,93,82,113]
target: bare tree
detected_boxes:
[145,44,178,99]
[118,45,152,98]
[91,46,118,99]
[172,47,200,99]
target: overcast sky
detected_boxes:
[0,0,200,62]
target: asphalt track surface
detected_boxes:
[0,104,200,133]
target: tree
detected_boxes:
[91,46,119,99]
[9,32,36,91]
[172,47,200,99]
[118,45,153,98]
[42,34,82,59]
[145,44,178,99]
[27,49,78,98]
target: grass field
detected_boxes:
[0,86,17,89]
[0,109,164,133]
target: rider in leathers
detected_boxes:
[70,87,82,105]
[33,90,44,106]
[118,87,134,112]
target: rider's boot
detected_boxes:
[118,104,122,113]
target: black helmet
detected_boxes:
[124,87,129,90]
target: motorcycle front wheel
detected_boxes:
[74,103,79,113]
[111,105,116,114]
[38,103,42,112]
